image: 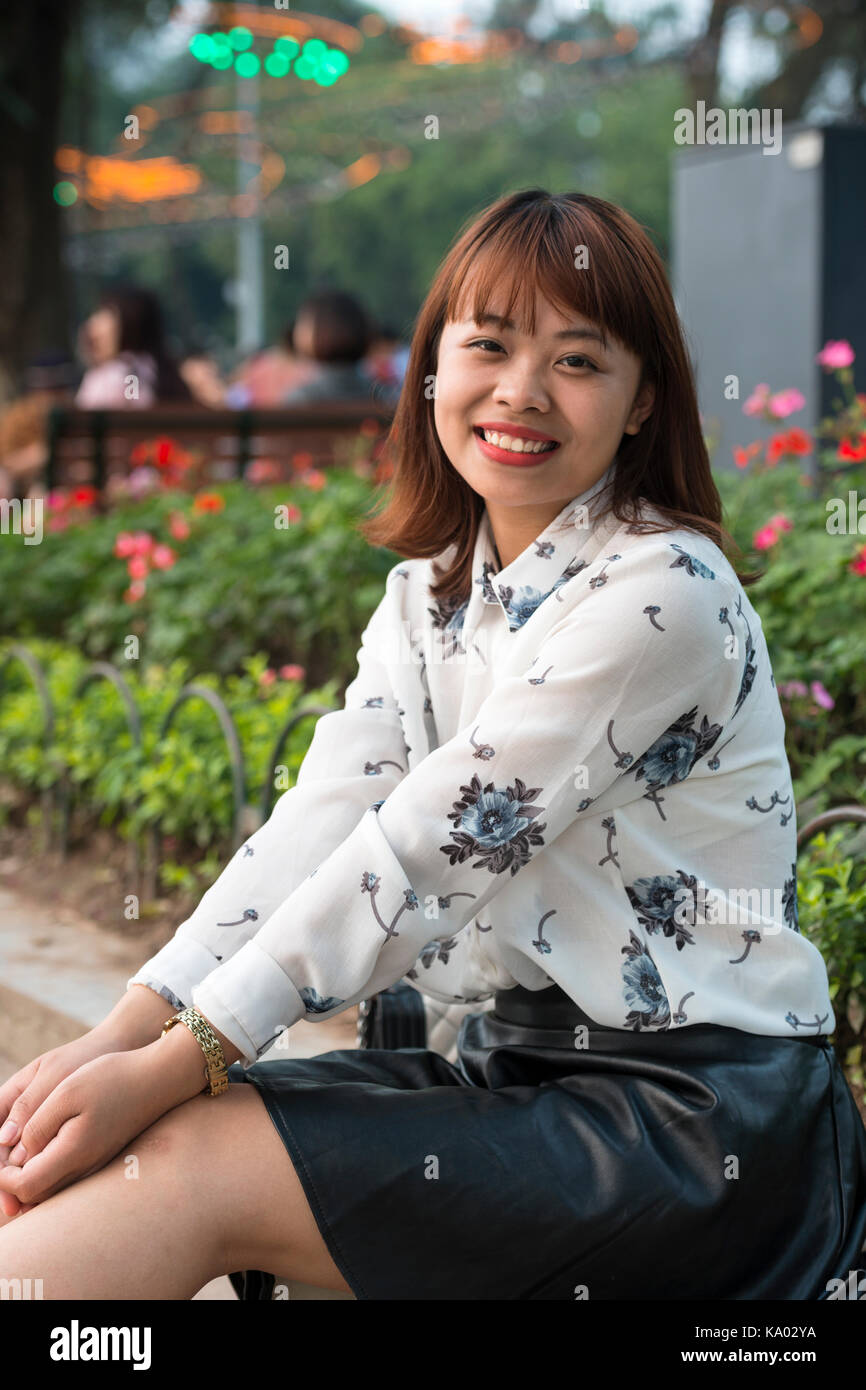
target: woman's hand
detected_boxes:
[0,1050,171,1210]
[0,1028,128,1220]
[0,1014,239,1210]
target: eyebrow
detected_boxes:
[472,312,607,346]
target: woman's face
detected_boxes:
[84,306,121,365]
[433,289,655,558]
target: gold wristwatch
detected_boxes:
[161,1006,229,1096]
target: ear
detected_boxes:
[623,379,655,435]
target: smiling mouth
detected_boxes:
[472,426,560,455]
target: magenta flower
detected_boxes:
[753,524,781,550]
[767,513,793,533]
[810,680,834,711]
[778,680,809,699]
[816,340,855,370]
[768,389,805,419]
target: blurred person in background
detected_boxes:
[226,319,320,408]
[362,321,409,405]
[282,290,382,406]
[0,352,77,499]
[179,347,229,408]
[75,286,192,408]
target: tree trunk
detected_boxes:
[0,1,78,403]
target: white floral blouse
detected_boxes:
[128,462,835,1066]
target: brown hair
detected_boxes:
[359,188,761,601]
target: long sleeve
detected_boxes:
[189,542,749,1065]
[126,568,411,1011]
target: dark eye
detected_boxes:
[467,339,503,353]
[560,355,597,370]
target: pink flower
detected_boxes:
[743,384,770,417]
[767,389,805,419]
[259,669,276,686]
[45,490,69,512]
[131,531,154,555]
[816,340,854,370]
[810,680,834,711]
[246,459,281,484]
[778,680,808,699]
[48,514,70,532]
[127,466,160,497]
[302,469,327,491]
[279,664,306,682]
[127,554,149,580]
[753,524,780,550]
[851,553,866,576]
[285,504,301,524]
[169,512,190,541]
[151,544,177,570]
[113,531,138,558]
[123,579,146,603]
[767,513,793,533]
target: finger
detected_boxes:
[0,1188,22,1219]
[0,1117,88,1207]
[15,1078,82,1165]
[0,1059,39,1144]
[0,1056,44,1145]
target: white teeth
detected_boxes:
[480,429,556,454]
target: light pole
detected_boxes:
[235,64,263,356]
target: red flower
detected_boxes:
[733,442,762,469]
[70,485,98,507]
[279,664,305,681]
[302,469,327,490]
[192,492,225,513]
[168,512,190,541]
[766,428,812,466]
[127,554,149,580]
[838,433,866,462]
[154,438,174,467]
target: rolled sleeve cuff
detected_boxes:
[191,939,308,1068]
[127,934,226,1013]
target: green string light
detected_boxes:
[234,51,260,77]
[188,28,349,83]
[53,181,78,206]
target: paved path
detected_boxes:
[0,878,359,1300]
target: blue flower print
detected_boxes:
[624,870,700,951]
[429,594,468,658]
[496,583,547,632]
[441,774,547,875]
[669,543,716,579]
[300,986,346,1014]
[621,930,671,1031]
[628,707,724,820]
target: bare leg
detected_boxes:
[0,1081,352,1299]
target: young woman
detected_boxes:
[75,285,191,408]
[2,189,865,1301]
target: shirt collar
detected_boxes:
[469,460,619,633]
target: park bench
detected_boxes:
[42,400,395,500]
[239,800,866,1301]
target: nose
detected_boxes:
[492,352,551,414]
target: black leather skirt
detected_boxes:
[227,983,866,1300]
